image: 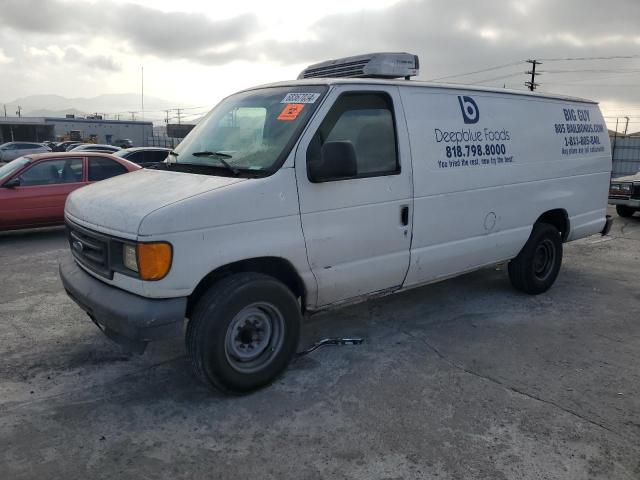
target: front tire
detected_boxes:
[186,272,301,394]
[616,205,635,218]
[508,223,563,295]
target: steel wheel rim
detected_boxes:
[533,239,556,281]
[224,302,285,373]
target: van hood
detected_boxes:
[614,172,640,183]
[65,169,246,235]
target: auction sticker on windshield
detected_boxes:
[281,93,320,104]
[278,104,305,121]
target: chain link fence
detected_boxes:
[611,136,640,178]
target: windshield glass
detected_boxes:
[173,85,327,173]
[0,157,30,182]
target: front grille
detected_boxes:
[67,222,112,279]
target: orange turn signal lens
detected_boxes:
[136,242,172,281]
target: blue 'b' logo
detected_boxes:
[458,96,479,124]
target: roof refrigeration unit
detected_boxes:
[298,52,420,80]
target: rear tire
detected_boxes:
[186,272,301,394]
[616,205,635,218]
[508,223,563,295]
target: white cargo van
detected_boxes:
[60,53,612,393]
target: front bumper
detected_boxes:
[59,255,186,353]
[608,198,640,208]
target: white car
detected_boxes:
[0,142,50,162]
[59,52,612,394]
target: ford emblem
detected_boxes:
[72,240,84,253]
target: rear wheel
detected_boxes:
[508,223,563,295]
[616,205,636,218]
[186,272,301,394]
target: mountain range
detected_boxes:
[1,93,178,120]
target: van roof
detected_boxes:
[245,78,597,105]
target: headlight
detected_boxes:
[610,182,631,193]
[123,244,138,272]
[122,242,172,280]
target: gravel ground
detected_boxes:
[0,205,639,479]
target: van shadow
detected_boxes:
[41,265,520,412]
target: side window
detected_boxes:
[126,151,145,164]
[19,159,83,186]
[307,92,398,180]
[151,151,168,163]
[88,157,128,181]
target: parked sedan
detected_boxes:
[69,144,121,153]
[113,147,171,167]
[0,142,51,162]
[0,152,140,231]
[54,141,83,152]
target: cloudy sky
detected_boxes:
[0,0,639,129]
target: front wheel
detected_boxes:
[508,223,563,295]
[616,205,636,218]
[186,272,301,394]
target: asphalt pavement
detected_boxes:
[1,206,639,479]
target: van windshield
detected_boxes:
[171,86,327,175]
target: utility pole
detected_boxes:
[175,108,182,125]
[612,118,620,161]
[3,104,6,117]
[141,65,144,120]
[624,116,630,135]
[164,109,170,124]
[129,111,136,121]
[525,59,542,91]
[16,105,22,117]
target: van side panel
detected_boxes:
[400,86,611,287]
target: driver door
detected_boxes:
[295,86,414,307]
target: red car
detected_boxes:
[0,152,140,231]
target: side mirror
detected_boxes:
[2,177,20,188]
[308,141,358,182]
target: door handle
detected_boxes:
[400,205,409,226]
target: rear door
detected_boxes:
[1,157,86,228]
[295,85,414,307]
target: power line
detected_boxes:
[539,54,640,62]
[427,52,640,84]
[426,61,523,81]
[472,72,524,84]
[543,68,640,74]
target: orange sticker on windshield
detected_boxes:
[278,103,304,121]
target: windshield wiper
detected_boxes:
[192,150,232,159]
[191,151,239,175]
